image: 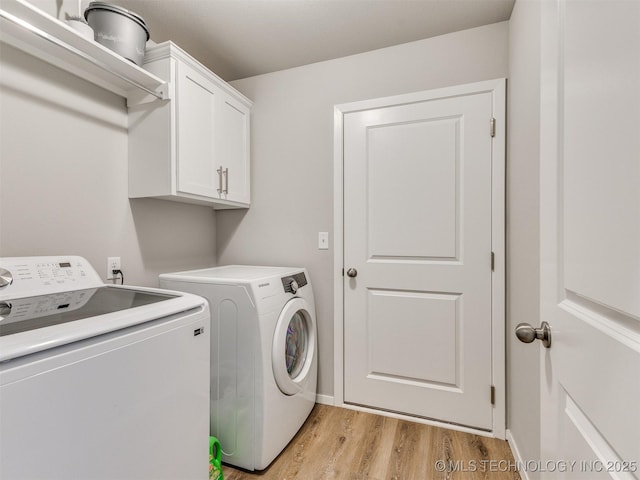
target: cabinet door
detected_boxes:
[217,94,250,204]
[176,61,219,198]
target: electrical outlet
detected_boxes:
[107,257,121,280]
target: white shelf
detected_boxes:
[0,0,167,105]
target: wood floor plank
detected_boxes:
[269,404,327,480]
[386,419,432,480]
[221,405,521,480]
[293,406,358,479]
[351,413,397,480]
[426,425,455,480]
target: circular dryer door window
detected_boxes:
[272,297,316,395]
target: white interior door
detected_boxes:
[341,80,504,431]
[539,1,640,477]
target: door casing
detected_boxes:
[332,78,506,438]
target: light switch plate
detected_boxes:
[318,232,329,250]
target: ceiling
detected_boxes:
[115,0,515,81]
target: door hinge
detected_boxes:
[490,117,496,138]
[491,251,495,271]
[491,385,496,405]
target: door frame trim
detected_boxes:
[332,78,506,438]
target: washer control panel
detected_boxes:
[0,268,12,288]
[0,289,96,327]
[0,256,103,300]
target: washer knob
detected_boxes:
[0,302,11,317]
[288,279,299,294]
[0,268,13,288]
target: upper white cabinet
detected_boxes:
[129,42,252,209]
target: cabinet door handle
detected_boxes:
[223,168,229,195]
[217,166,223,194]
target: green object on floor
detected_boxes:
[209,436,223,480]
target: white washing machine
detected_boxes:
[0,256,210,480]
[159,265,318,471]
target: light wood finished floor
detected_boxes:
[222,404,521,480]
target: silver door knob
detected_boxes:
[346,268,357,278]
[515,321,551,348]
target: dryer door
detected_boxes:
[272,297,316,395]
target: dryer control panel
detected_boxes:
[281,272,307,294]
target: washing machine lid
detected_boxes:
[0,256,205,362]
[159,265,304,284]
[0,286,178,338]
[272,297,316,396]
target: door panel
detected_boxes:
[561,0,640,318]
[176,61,217,198]
[540,0,640,477]
[368,118,459,259]
[218,95,250,204]
[343,84,501,430]
[367,290,460,386]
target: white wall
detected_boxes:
[16,0,85,23]
[0,43,217,286]
[221,22,509,398]
[506,0,541,473]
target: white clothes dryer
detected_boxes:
[159,265,317,471]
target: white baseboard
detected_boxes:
[340,403,497,439]
[315,393,334,405]
[506,429,531,480]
